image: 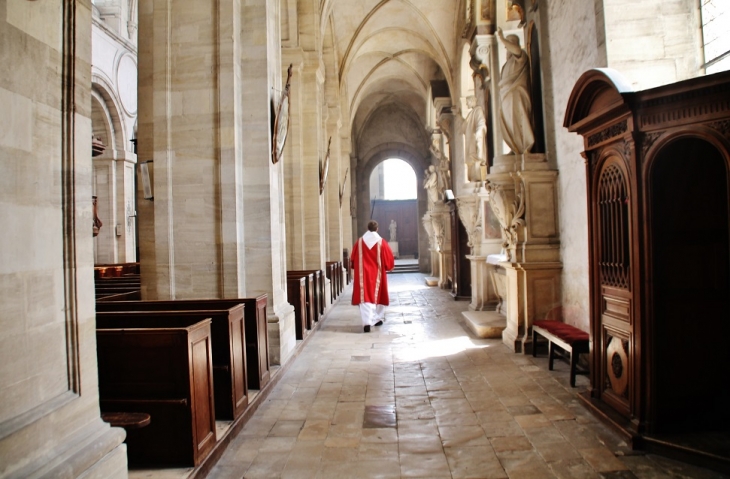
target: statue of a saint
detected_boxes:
[423,165,440,207]
[389,220,397,242]
[497,28,534,155]
[464,95,487,182]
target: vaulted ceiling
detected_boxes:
[322,0,462,142]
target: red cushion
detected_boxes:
[533,320,589,343]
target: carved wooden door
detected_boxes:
[592,157,634,420]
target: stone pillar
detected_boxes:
[138,0,295,363]
[92,156,118,263]
[326,111,343,263]
[115,150,138,262]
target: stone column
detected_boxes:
[422,211,440,285]
[92,155,118,263]
[115,149,138,262]
[138,0,295,363]
[326,111,343,263]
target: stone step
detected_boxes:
[462,311,507,339]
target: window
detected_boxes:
[701,1,730,74]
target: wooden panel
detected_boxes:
[287,277,308,340]
[190,332,216,461]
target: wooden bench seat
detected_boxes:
[532,320,590,387]
[287,271,315,329]
[96,296,270,390]
[288,269,324,319]
[97,317,216,466]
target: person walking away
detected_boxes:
[351,220,395,332]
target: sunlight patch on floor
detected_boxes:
[395,335,491,361]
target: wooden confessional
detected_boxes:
[565,69,730,470]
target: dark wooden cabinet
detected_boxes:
[565,69,730,459]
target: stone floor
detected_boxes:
[208,273,726,479]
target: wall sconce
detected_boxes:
[139,160,153,200]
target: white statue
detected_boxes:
[389,220,397,242]
[463,95,487,182]
[423,165,440,207]
[497,28,534,155]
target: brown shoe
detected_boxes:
[363,325,371,333]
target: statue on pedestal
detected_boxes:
[497,28,534,155]
[464,95,487,182]
[389,220,397,242]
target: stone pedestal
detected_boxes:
[390,241,400,258]
[429,203,452,290]
[467,255,502,311]
[500,261,562,353]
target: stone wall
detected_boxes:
[0,2,126,477]
[540,0,608,331]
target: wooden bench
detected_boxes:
[97,297,271,390]
[287,276,308,340]
[96,317,216,466]
[532,320,590,387]
[288,269,324,319]
[288,271,315,328]
[97,307,248,421]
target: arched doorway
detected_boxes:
[649,137,730,433]
[369,158,419,258]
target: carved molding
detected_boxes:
[709,119,730,140]
[587,120,628,148]
[431,214,446,251]
[485,180,525,260]
[640,131,662,160]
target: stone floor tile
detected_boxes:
[482,420,525,438]
[495,450,553,477]
[490,435,534,453]
[361,427,398,443]
[270,420,305,437]
[579,447,630,472]
[548,457,602,479]
[535,440,583,463]
[398,434,444,454]
[435,411,479,426]
[514,413,552,429]
[399,452,452,478]
[438,425,489,447]
[298,419,330,441]
[444,446,508,479]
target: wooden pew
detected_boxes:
[97,308,248,421]
[96,296,270,390]
[96,317,216,466]
[95,262,140,278]
[324,263,336,302]
[287,269,324,321]
[287,271,315,329]
[286,276,308,340]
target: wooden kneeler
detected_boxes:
[532,320,590,387]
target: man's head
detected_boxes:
[367,220,378,232]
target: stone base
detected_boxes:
[462,311,507,339]
[425,276,439,286]
[390,241,399,258]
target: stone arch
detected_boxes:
[91,76,127,155]
[355,143,431,270]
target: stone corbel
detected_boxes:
[485,178,525,260]
[431,213,446,252]
[469,36,492,86]
[422,212,435,248]
[456,195,482,254]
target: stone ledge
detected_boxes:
[462,311,506,338]
[424,276,439,286]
